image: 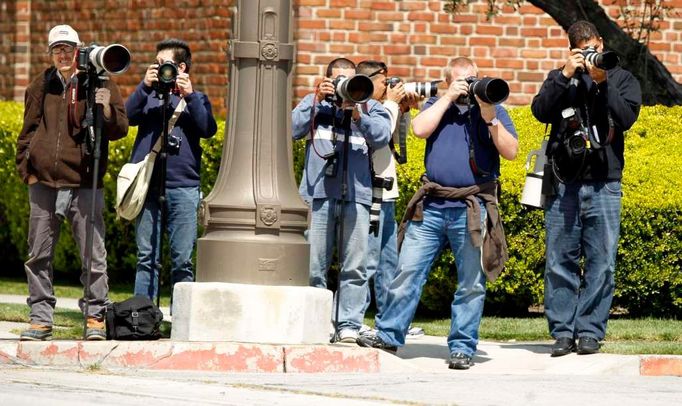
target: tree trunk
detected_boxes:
[527,0,682,105]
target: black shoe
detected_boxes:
[550,337,576,357]
[577,336,600,355]
[448,352,473,370]
[356,334,397,353]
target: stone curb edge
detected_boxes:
[0,341,379,373]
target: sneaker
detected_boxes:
[407,325,425,339]
[357,334,397,353]
[359,324,377,337]
[337,328,359,344]
[85,317,106,341]
[448,352,473,370]
[20,324,53,341]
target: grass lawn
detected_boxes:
[0,277,171,306]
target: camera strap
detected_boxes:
[461,106,492,178]
[390,113,409,164]
[150,98,186,154]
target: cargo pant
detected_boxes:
[25,183,110,325]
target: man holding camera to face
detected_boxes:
[126,39,217,302]
[292,58,391,343]
[355,60,418,335]
[16,25,128,340]
[358,57,518,370]
[531,21,641,357]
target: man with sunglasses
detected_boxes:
[532,21,641,357]
[358,57,518,370]
[15,25,128,341]
[355,61,418,337]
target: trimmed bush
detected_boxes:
[1,101,680,317]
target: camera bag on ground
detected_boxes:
[115,98,186,221]
[105,295,164,340]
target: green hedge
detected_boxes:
[1,101,680,317]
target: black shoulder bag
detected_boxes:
[105,296,164,340]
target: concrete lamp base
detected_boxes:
[171,282,333,344]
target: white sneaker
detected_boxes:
[407,325,424,339]
[337,328,359,343]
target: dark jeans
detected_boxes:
[133,186,200,299]
[544,180,622,341]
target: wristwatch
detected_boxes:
[486,117,499,127]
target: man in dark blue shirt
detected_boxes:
[125,39,217,301]
[359,57,519,370]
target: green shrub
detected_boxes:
[1,101,680,317]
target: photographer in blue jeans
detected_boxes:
[358,57,518,370]
[292,58,391,343]
[531,21,641,357]
[126,39,217,301]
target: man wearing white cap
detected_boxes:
[15,24,128,340]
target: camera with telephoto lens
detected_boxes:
[559,107,588,159]
[77,44,131,75]
[369,175,395,236]
[154,60,179,95]
[456,76,510,105]
[387,77,442,98]
[581,46,619,70]
[325,74,374,105]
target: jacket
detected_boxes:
[398,175,508,282]
[126,81,217,188]
[531,67,641,181]
[16,67,128,188]
[292,94,391,207]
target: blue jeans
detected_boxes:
[376,205,487,356]
[544,180,621,341]
[309,198,370,331]
[134,186,200,299]
[362,200,398,323]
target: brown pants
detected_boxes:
[25,183,110,325]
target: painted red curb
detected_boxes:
[640,356,682,377]
[7,340,379,373]
[285,345,380,373]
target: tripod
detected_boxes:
[331,106,354,342]
[81,69,106,340]
[152,88,173,309]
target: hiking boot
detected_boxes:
[357,333,397,353]
[85,318,106,341]
[336,328,359,344]
[448,352,473,370]
[20,324,53,341]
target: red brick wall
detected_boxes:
[22,0,233,116]
[292,0,682,105]
[2,1,681,115]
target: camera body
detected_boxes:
[559,107,589,159]
[167,133,182,155]
[325,74,374,105]
[456,76,510,105]
[581,46,619,70]
[154,61,179,95]
[372,175,394,191]
[77,44,131,75]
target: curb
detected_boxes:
[0,340,379,373]
[640,355,682,377]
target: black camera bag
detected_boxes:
[105,296,164,340]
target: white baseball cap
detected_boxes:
[48,25,80,49]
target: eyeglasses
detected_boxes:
[368,68,388,78]
[50,45,75,55]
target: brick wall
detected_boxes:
[292,0,682,105]
[2,1,681,116]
